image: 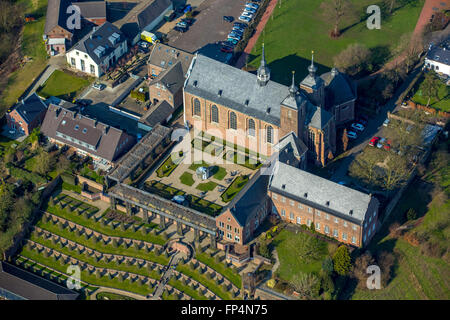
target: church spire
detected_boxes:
[308,50,317,78]
[289,71,298,96]
[257,43,270,86]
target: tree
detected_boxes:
[333,245,351,276]
[320,0,354,37]
[56,156,71,174]
[406,208,417,221]
[291,272,320,300]
[421,70,440,107]
[394,33,424,74]
[33,151,54,176]
[321,256,334,275]
[333,43,372,76]
[348,148,384,186]
[377,251,395,287]
[383,0,396,14]
[382,155,410,191]
[258,239,271,259]
[342,129,349,151]
[352,251,375,289]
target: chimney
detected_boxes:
[103,125,109,134]
[282,184,286,189]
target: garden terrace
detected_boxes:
[108,183,217,237]
[108,124,172,183]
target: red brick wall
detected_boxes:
[6,109,46,136]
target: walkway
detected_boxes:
[234,0,278,69]
[414,0,450,36]
[151,252,182,299]
[92,287,148,300]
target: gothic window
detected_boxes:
[266,125,273,143]
[248,118,255,136]
[308,130,315,149]
[211,105,219,123]
[193,98,201,116]
[229,111,237,130]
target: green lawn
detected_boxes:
[411,74,450,112]
[180,172,195,186]
[221,175,249,202]
[211,166,227,180]
[248,0,424,84]
[188,160,209,171]
[273,229,329,282]
[80,165,105,185]
[37,70,91,100]
[195,252,242,288]
[96,292,136,300]
[196,181,217,192]
[0,0,49,111]
[156,153,183,178]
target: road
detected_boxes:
[151,252,182,299]
[330,64,423,183]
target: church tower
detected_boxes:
[257,43,270,86]
[300,51,325,107]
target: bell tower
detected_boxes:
[257,43,270,86]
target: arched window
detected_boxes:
[308,130,315,149]
[211,105,219,123]
[248,118,255,136]
[193,98,201,116]
[229,111,237,130]
[266,125,273,143]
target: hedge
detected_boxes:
[130,90,147,102]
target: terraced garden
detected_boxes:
[13,191,242,300]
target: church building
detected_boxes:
[183,46,356,166]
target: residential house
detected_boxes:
[74,1,107,26]
[148,61,185,108]
[424,40,450,77]
[138,100,175,132]
[268,161,379,247]
[43,0,74,55]
[6,93,48,136]
[0,261,79,300]
[40,104,136,166]
[66,21,128,77]
[147,43,194,78]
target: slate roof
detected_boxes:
[137,0,172,29]
[149,61,184,94]
[275,131,308,162]
[305,105,333,130]
[269,161,374,223]
[139,100,174,127]
[70,21,125,65]
[185,54,304,127]
[10,93,47,125]
[75,1,107,19]
[41,104,132,162]
[44,0,73,34]
[321,68,357,106]
[426,44,450,66]
[0,261,78,300]
[148,43,194,75]
[227,170,270,227]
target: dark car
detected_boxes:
[223,15,234,23]
[76,99,91,107]
[174,26,188,33]
[233,22,247,28]
[221,45,234,53]
[182,18,195,25]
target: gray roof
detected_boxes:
[269,161,373,223]
[227,170,270,227]
[149,61,185,94]
[306,105,333,130]
[185,54,304,127]
[41,104,133,162]
[10,93,47,125]
[137,0,172,29]
[275,131,308,163]
[70,21,125,65]
[44,0,73,35]
[321,68,356,106]
[140,100,174,127]
[426,45,450,66]
[148,43,194,75]
[0,261,78,300]
[75,1,107,19]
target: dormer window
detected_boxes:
[74,125,79,130]
[218,90,223,96]
[245,99,249,106]
[193,80,198,87]
[304,193,308,198]
[82,128,87,134]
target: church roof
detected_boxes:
[306,105,333,130]
[185,54,297,127]
[321,68,356,106]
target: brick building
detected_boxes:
[268,161,379,247]
[147,43,193,79]
[6,93,48,136]
[148,61,185,108]
[183,47,354,167]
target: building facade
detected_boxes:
[6,93,48,136]
[424,42,450,77]
[268,161,379,247]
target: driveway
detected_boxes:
[330,64,424,183]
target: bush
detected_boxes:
[406,208,417,221]
[130,89,147,102]
[61,172,76,185]
[333,246,352,276]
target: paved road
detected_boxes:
[151,252,182,299]
[330,64,423,183]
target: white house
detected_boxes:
[66,22,128,77]
[424,42,450,77]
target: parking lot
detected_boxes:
[166,0,250,61]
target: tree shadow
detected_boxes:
[106,2,138,24]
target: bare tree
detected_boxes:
[349,148,384,186]
[394,33,424,74]
[291,272,320,300]
[421,70,440,107]
[383,0,396,14]
[352,251,375,289]
[342,128,349,151]
[333,43,372,76]
[382,154,410,191]
[320,0,354,38]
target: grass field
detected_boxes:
[411,74,450,112]
[248,0,424,84]
[221,175,249,202]
[180,172,195,186]
[196,181,218,192]
[36,70,91,100]
[0,0,49,111]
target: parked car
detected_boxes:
[357,118,368,126]
[369,136,380,147]
[383,118,390,127]
[244,7,257,14]
[238,15,252,23]
[227,38,239,45]
[376,138,386,148]
[92,83,105,90]
[174,26,188,33]
[351,123,365,131]
[183,4,192,13]
[182,18,195,25]
[241,11,254,18]
[347,131,357,139]
[234,22,248,28]
[246,3,259,9]
[228,33,242,41]
[337,181,346,185]
[223,40,236,48]
[176,21,188,28]
[138,41,149,48]
[223,15,234,22]
[221,45,234,53]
